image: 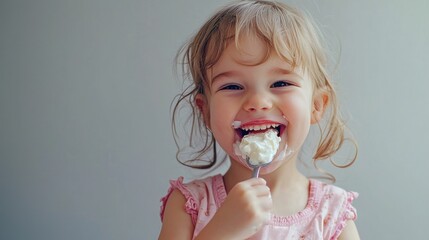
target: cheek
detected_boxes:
[208,96,241,126]
[281,95,312,146]
[209,101,228,127]
[208,100,236,139]
[282,94,312,122]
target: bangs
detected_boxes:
[203,1,324,73]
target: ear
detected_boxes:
[311,91,329,124]
[195,93,211,128]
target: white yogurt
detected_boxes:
[238,129,281,165]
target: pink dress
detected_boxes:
[160,174,358,240]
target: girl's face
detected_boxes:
[196,36,326,174]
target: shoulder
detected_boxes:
[159,175,225,239]
[338,220,360,240]
[158,189,194,239]
[160,175,224,222]
[311,180,359,239]
[313,179,358,213]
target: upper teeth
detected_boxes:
[241,124,280,131]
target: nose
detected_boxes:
[243,92,273,112]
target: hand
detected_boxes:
[196,178,272,239]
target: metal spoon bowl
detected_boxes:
[246,156,271,178]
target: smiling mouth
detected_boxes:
[236,123,285,139]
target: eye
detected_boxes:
[219,84,243,91]
[271,81,291,88]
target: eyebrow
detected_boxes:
[210,71,240,86]
[271,67,304,80]
[270,67,293,75]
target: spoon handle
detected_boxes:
[252,166,261,178]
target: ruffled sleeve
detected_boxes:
[331,191,358,239]
[160,177,199,225]
[160,174,227,238]
[313,180,359,240]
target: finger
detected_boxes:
[260,194,273,211]
[252,184,271,197]
[245,177,267,186]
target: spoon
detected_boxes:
[246,156,271,178]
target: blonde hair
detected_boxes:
[172,0,357,178]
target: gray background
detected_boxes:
[1,0,428,239]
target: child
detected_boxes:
[159,1,359,239]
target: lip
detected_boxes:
[240,119,283,128]
[234,118,288,140]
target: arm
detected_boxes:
[158,189,194,240]
[338,220,360,240]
